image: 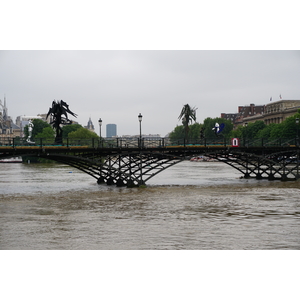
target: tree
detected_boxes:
[178,104,197,141]
[62,124,82,139]
[35,127,55,139]
[255,123,278,139]
[68,127,99,139]
[247,121,266,139]
[169,123,201,143]
[230,121,266,140]
[169,125,185,142]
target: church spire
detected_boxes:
[2,94,7,120]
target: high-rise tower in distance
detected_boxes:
[106,124,117,137]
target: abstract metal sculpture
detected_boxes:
[46,100,77,144]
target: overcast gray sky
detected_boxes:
[1,50,299,136]
[1,1,299,137]
[0,50,300,136]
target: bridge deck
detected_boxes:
[1,137,300,186]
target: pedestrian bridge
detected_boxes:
[1,137,300,187]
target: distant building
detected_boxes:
[220,113,238,123]
[222,100,300,128]
[247,100,300,126]
[0,95,20,138]
[222,103,266,128]
[106,124,117,138]
[85,117,95,132]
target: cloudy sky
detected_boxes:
[0,50,300,136]
[1,2,299,137]
[1,50,299,136]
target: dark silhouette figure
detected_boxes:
[46,100,77,144]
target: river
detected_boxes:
[1,160,299,250]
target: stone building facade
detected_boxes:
[222,100,300,128]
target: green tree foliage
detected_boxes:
[24,119,52,138]
[280,115,299,139]
[178,104,197,139]
[170,110,300,144]
[169,125,185,142]
[230,121,266,139]
[169,123,202,143]
[62,124,83,139]
[68,127,99,139]
[35,127,55,139]
[255,123,277,139]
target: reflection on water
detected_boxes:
[0,162,299,249]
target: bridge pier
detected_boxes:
[97,177,105,184]
[106,177,115,185]
[116,178,126,187]
[244,172,250,179]
[126,179,137,188]
[268,174,276,180]
[256,173,262,180]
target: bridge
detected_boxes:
[1,137,300,187]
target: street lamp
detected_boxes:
[138,113,143,186]
[244,122,248,147]
[296,118,300,179]
[138,113,142,147]
[296,118,299,146]
[98,118,102,147]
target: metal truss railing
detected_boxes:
[0,136,299,149]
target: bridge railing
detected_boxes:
[167,137,229,147]
[1,137,299,149]
[0,137,167,148]
[243,138,298,147]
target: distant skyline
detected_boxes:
[1,51,299,137]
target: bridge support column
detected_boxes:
[97,176,105,184]
[268,174,275,181]
[138,180,146,187]
[106,177,114,185]
[116,178,126,187]
[244,172,250,179]
[256,173,262,180]
[126,179,136,188]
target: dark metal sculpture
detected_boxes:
[46,100,77,144]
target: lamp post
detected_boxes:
[296,118,299,179]
[138,113,142,148]
[138,113,143,186]
[98,118,102,147]
[244,122,248,147]
[296,118,299,146]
